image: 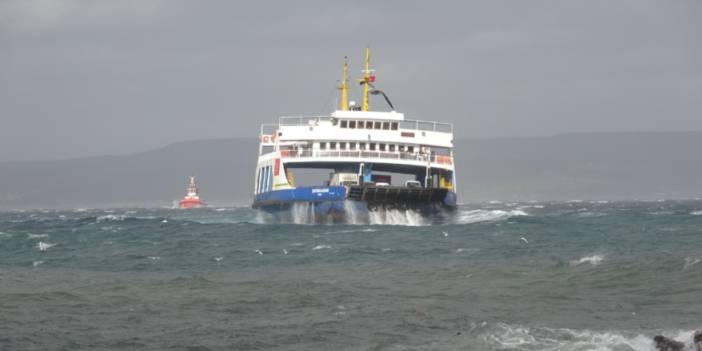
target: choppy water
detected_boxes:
[1,201,701,350]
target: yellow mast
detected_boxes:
[362,47,371,111]
[339,56,349,111]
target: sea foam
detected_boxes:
[477,322,693,351]
[455,209,527,224]
[683,257,701,270]
[96,214,126,223]
[36,241,56,251]
[368,209,426,226]
[570,254,605,266]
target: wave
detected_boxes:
[455,209,528,224]
[27,233,49,239]
[96,214,127,222]
[477,322,696,351]
[570,254,605,266]
[575,211,607,218]
[683,257,701,270]
[691,210,702,216]
[36,241,56,252]
[312,244,332,250]
[323,228,377,234]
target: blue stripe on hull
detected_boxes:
[254,187,457,208]
[253,186,346,207]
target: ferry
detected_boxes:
[178,176,205,209]
[252,49,457,221]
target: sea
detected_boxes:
[1,200,701,350]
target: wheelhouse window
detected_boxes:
[330,142,336,150]
[369,143,376,151]
[366,121,373,129]
[350,142,357,150]
[399,145,405,152]
[340,120,348,128]
[319,142,327,150]
[340,142,346,150]
[374,121,382,129]
[389,144,396,152]
[379,143,386,151]
[382,122,390,130]
[349,121,356,129]
[391,122,398,130]
[360,143,366,150]
[408,146,414,153]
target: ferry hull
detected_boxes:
[253,186,456,223]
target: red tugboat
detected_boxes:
[178,176,205,209]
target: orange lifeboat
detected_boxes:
[179,176,205,209]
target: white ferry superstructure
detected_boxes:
[252,49,457,220]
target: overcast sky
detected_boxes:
[1,0,701,161]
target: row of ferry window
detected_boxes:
[319,142,414,153]
[255,165,273,194]
[338,120,399,130]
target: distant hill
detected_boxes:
[1,132,702,209]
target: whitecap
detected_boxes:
[519,204,544,209]
[691,210,702,216]
[312,245,332,250]
[575,211,607,218]
[146,256,160,261]
[36,241,56,251]
[32,260,45,267]
[27,233,49,239]
[96,214,126,223]
[478,322,662,350]
[455,209,527,224]
[570,254,605,266]
[683,257,701,270]
[324,228,380,235]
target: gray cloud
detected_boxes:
[1,0,701,161]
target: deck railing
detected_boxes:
[276,116,453,133]
[278,149,453,165]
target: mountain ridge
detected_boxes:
[2,132,701,209]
